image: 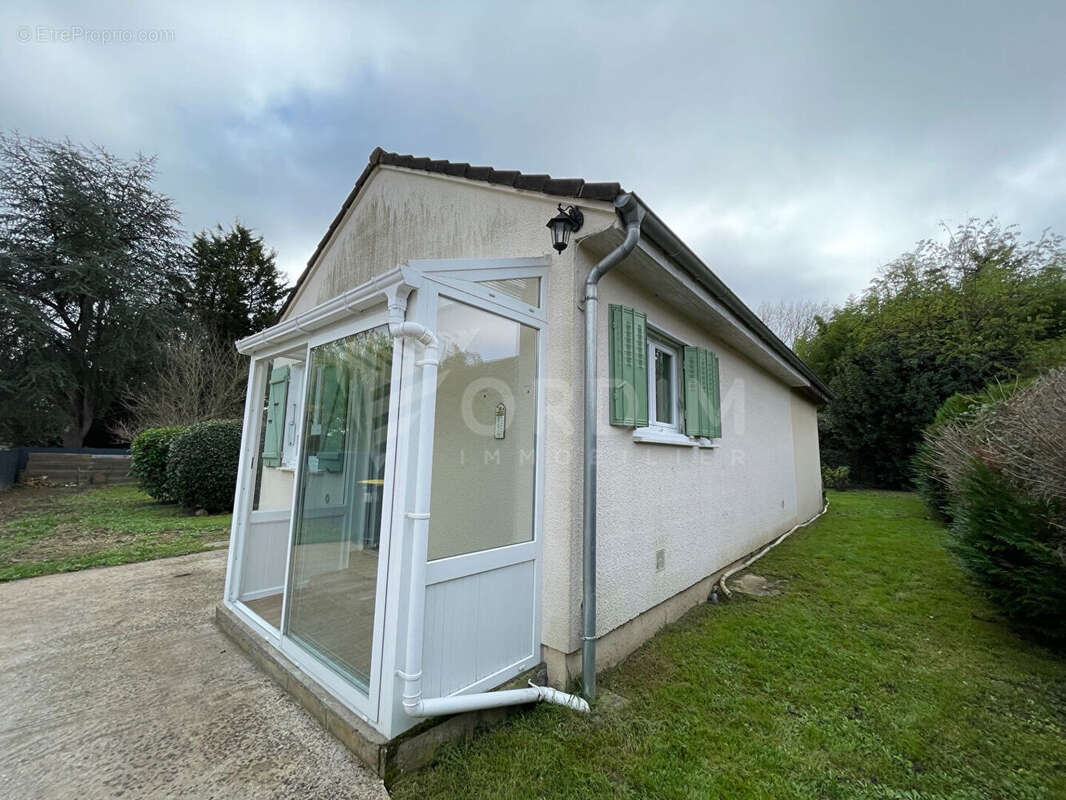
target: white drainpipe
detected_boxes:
[387,300,589,718]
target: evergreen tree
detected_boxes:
[177,223,289,346]
[798,218,1066,487]
[0,134,186,447]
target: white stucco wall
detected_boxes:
[582,268,822,645]
[285,166,613,317]
[791,391,823,522]
[257,466,294,510]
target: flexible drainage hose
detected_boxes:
[716,498,830,599]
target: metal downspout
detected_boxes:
[582,193,645,700]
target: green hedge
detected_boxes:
[166,419,243,513]
[912,441,951,522]
[821,465,850,491]
[949,462,1066,645]
[914,371,1066,645]
[130,426,188,502]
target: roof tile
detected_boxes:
[371,150,618,204]
[486,169,520,186]
[542,178,585,196]
[464,165,493,181]
[579,182,623,201]
[513,173,550,191]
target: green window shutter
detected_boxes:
[609,304,648,427]
[683,347,722,438]
[683,346,704,437]
[316,364,349,472]
[262,365,290,467]
[708,350,722,438]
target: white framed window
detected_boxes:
[647,336,680,430]
[281,363,304,469]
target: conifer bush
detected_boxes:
[914,368,1066,644]
[950,462,1066,644]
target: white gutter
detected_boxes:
[236,267,409,355]
[387,298,589,719]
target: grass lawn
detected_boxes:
[392,491,1066,800]
[0,484,231,581]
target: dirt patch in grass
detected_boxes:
[0,484,81,522]
[7,524,188,563]
[0,484,231,581]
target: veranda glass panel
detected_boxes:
[285,326,393,693]
[429,297,538,560]
[240,352,305,630]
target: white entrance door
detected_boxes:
[415,277,546,698]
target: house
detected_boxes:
[221,148,829,768]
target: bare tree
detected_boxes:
[116,331,247,440]
[756,299,834,348]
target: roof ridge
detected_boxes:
[277,146,832,402]
[371,147,622,201]
[285,148,623,316]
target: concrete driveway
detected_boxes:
[0,550,388,800]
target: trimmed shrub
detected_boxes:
[166,418,243,513]
[913,379,1030,521]
[821,465,850,491]
[914,368,1066,645]
[949,461,1066,645]
[913,396,982,522]
[130,425,188,502]
[912,441,951,521]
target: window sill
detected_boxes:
[632,427,719,448]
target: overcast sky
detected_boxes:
[3,1,1065,308]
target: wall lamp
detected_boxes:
[546,204,584,253]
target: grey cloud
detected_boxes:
[3,0,1065,308]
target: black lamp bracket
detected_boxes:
[558,204,584,230]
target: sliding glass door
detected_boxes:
[234,347,306,632]
[284,325,393,693]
